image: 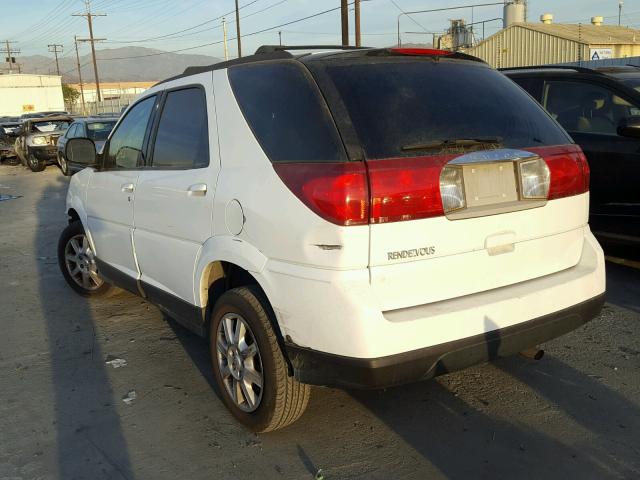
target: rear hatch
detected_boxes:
[307,51,590,311]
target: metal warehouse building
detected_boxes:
[466,17,640,68]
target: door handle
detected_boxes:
[188,183,207,196]
[121,183,134,193]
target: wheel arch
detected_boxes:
[195,238,292,369]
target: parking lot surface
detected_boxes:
[1,165,639,480]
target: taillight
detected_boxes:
[274,145,588,227]
[528,145,590,200]
[367,155,454,223]
[273,162,369,226]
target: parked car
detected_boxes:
[0,121,22,164]
[502,65,640,248]
[59,46,605,432]
[56,117,117,175]
[14,116,72,171]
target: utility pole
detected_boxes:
[73,0,106,102]
[48,44,63,76]
[74,36,86,115]
[341,0,349,46]
[619,1,624,26]
[222,18,229,61]
[234,0,242,58]
[354,0,361,47]
[2,40,20,74]
[278,31,282,46]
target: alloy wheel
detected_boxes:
[64,234,103,290]
[216,312,264,412]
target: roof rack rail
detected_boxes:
[499,65,604,75]
[255,44,370,54]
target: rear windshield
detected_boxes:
[317,59,570,159]
[87,121,116,141]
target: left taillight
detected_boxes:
[273,162,369,226]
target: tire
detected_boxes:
[4,156,19,166]
[57,152,70,176]
[27,151,46,172]
[57,221,115,297]
[210,286,310,432]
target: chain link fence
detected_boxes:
[66,94,139,116]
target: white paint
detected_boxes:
[0,74,64,116]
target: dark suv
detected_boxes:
[502,66,640,249]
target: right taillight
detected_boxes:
[529,145,590,200]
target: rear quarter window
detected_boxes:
[317,59,571,159]
[228,62,347,162]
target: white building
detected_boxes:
[0,74,64,116]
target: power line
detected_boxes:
[103,0,288,44]
[105,0,263,44]
[99,3,355,61]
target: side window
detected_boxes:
[105,95,156,169]
[151,87,209,169]
[228,62,346,162]
[543,80,632,135]
[66,124,78,138]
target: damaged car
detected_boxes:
[15,115,72,172]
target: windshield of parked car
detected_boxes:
[32,121,71,132]
[87,121,116,141]
[314,58,571,159]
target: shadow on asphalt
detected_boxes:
[38,174,134,479]
[605,261,640,314]
[169,295,637,478]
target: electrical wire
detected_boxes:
[98,2,355,61]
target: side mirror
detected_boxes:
[617,116,640,138]
[66,137,97,167]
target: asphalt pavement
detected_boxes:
[1,165,639,480]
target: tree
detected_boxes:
[62,84,80,105]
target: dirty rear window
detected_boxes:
[320,59,570,159]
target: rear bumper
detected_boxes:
[285,293,604,389]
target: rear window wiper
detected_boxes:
[401,137,503,152]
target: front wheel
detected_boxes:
[57,152,70,176]
[57,221,115,297]
[210,286,310,432]
[27,151,45,172]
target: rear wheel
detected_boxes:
[210,286,310,432]
[58,221,115,297]
[27,151,45,172]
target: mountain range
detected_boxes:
[17,46,222,83]
[16,44,433,83]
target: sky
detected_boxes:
[3,0,638,63]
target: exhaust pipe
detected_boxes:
[520,347,544,360]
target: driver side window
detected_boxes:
[105,95,156,169]
[543,80,635,135]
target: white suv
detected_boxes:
[58,46,606,432]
